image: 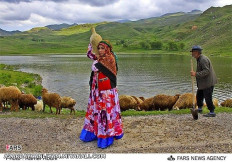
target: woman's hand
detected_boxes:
[88,43,92,52]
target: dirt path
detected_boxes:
[0,113,232,153]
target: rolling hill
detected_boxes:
[0,5,231,56]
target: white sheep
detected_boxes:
[60,96,76,115]
[34,100,43,111]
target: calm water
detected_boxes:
[0,54,231,110]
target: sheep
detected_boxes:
[60,96,76,115]
[0,86,21,111]
[18,93,37,111]
[42,88,61,114]
[213,98,219,107]
[153,94,180,111]
[139,97,155,111]
[139,97,145,101]
[131,96,144,111]
[34,100,43,111]
[119,95,139,111]
[173,93,196,110]
[220,98,232,108]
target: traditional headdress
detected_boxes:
[97,40,117,76]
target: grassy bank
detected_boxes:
[0,64,42,96]
[0,106,231,119]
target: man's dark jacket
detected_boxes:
[196,54,217,90]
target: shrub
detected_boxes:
[167,42,179,51]
[139,41,151,49]
[150,41,163,50]
[179,43,185,50]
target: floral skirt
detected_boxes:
[80,74,123,149]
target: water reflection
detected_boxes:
[0,54,231,110]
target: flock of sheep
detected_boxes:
[0,85,76,114]
[119,93,232,112]
[0,85,232,115]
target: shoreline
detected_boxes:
[0,52,231,57]
[0,52,232,58]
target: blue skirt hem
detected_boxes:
[80,129,123,149]
[114,133,124,140]
[79,129,97,142]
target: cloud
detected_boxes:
[77,0,120,7]
[0,0,31,3]
[0,0,66,3]
[0,0,119,6]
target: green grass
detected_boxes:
[122,107,232,116]
[0,64,42,96]
[0,106,231,119]
[0,106,86,119]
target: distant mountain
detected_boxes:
[116,19,131,23]
[188,9,202,14]
[0,5,231,57]
[0,28,21,36]
[161,12,186,17]
[45,23,77,30]
[161,10,202,17]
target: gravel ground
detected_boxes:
[0,113,232,153]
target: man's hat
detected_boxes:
[190,45,203,52]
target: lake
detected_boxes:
[0,54,231,110]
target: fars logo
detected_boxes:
[167,155,175,161]
[6,145,22,151]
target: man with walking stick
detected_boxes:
[190,45,217,117]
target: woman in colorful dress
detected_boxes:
[80,40,124,149]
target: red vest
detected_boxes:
[98,72,112,91]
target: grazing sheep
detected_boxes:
[119,95,139,111]
[0,86,21,111]
[60,96,76,115]
[203,98,219,107]
[34,100,43,111]
[213,98,219,107]
[139,97,155,111]
[153,94,180,111]
[131,96,144,111]
[220,99,232,108]
[173,93,196,110]
[139,97,145,101]
[19,94,37,111]
[42,88,61,114]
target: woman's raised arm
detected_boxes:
[87,43,97,60]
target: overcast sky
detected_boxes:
[0,0,231,31]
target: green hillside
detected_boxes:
[181,5,232,56]
[0,5,231,56]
